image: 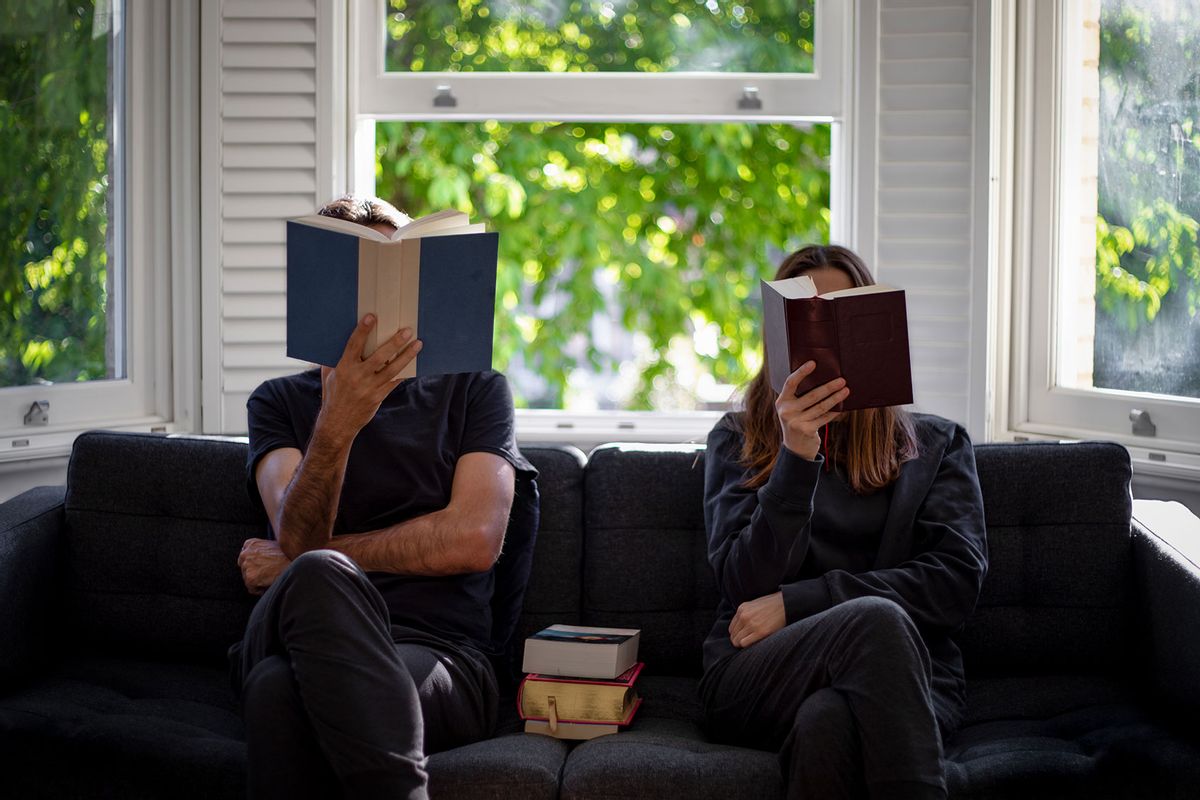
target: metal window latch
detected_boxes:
[1129,408,1157,437]
[24,400,49,426]
[433,85,458,108]
[738,86,762,110]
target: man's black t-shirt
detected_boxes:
[245,368,537,656]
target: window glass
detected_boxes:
[0,0,122,388]
[376,120,830,410]
[1065,0,1200,399]
[384,0,816,75]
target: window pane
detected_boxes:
[384,0,816,74]
[0,0,122,388]
[1064,0,1200,399]
[376,120,830,410]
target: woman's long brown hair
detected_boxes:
[740,245,920,494]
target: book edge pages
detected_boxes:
[523,720,619,740]
[375,242,404,361]
[358,241,379,358]
[820,283,900,299]
[540,624,641,637]
[396,239,421,380]
[291,214,391,242]
[409,222,487,238]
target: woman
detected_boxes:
[699,245,987,800]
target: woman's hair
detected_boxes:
[740,244,920,494]
[318,195,408,230]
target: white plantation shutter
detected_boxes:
[201,0,337,433]
[856,0,989,434]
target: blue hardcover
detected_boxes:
[415,232,499,376]
[286,221,361,367]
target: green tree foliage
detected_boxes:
[0,0,112,387]
[1096,0,1200,331]
[377,1,828,408]
[386,0,814,74]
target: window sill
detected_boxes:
[1002,426,1200,482]
[0,418,186,465]
[515,409,725,450]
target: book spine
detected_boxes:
[397,239,422,380]
[761,280,792,394]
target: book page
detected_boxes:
[820,283,900,298]
[391,208,471,240]
[765,275,819,299]
[290,214,392,242]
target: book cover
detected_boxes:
[518,662,644,724]
[521,624,641,680]
[285,211,498,376]
[762,276,913,411]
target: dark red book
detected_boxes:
[761,276,913,411]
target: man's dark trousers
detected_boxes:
[230,550,498,800]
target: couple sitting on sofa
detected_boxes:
[234,195,988,800]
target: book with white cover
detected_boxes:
[521,624,641,680]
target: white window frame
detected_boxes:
[347,0,853,444]
[0,1,199,462]
[995,0,1200,478]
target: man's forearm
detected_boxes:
[327,508,498,577]
[275,414,354,559]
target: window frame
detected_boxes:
[997,0,1200,478]
[348,0,854,442]
[0,0,199,462]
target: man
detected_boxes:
[230,196,537,800]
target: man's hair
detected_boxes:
[317,195,408,230]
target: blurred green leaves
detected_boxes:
[0,0,112,387]
[1096,1,1200,332]
[378,120,829,409]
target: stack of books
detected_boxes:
[518,624,643,740]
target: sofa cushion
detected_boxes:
[946,675,1200,799]
[561,675,783,800]
[582,445,717,677]
[964,442,1134,676]
[0,656,246,800]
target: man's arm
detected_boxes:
[252,314,422,560]
[327,451,515,575]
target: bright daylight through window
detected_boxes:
[372,1,831,412]
[1,0,122,391]
[1060,0,1200,401]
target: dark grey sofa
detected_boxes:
[2,430,1199,799]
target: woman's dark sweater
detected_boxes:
[702,411,988,721]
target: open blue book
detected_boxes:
[286,209,498,375]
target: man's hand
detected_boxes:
[239,538,292,595]
[318,314,423,444]
[729,591,787,648]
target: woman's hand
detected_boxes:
[776,361,850,460]
[729,591,787,648]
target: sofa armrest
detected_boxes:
[0,485,67,684]
[1132,498,1200,713]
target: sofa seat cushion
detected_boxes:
[947,675,1200,799]
[560,676,783,800]
[0,656,245,800]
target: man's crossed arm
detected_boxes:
[238,314,515,594]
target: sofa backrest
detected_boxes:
[62,431,585,666]
[64,431,260,663]
[964,441,1134,676]
[576,440,1135,679]
[59,431,1135,680]
[581,445,717,677]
